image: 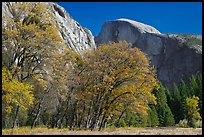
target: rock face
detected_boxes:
[95,18,202,89]
[2,2,96,54]
[47,2,96,54]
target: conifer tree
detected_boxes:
[154,83,175,127]
[188,75,198,96]
[170,83,182,123]
[147,106,159,127]
[164,104,175,126]
[179,80,188,120]
[195,75,202,116]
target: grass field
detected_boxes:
[2,127,202,135]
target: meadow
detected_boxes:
[2,127,202,135]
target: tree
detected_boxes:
[2,2,63,128]
[147,106,159,127]
[2,67,34,128]
[163,104,175,126]
[57,41,158,130]
[2,3,159,130]
[154,83,167,107]
[86,41,158,130]
[44,49,83,129]
[178,80,188,120]
[186,75,202,119]
[167,75,202,125]
[186,96,201,127]
[195,75,202,116]
[169,83,182,123]
[154,83,175,126]
[188,75,199,96]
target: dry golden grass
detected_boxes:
[2,127,202,135]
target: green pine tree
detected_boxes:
[188,75,198,96]
[157,105,165,126]
[186,75,202,118]
[150,106,159,127]
[146,107,152,127]
[179,80,188,98]
[195,75,202,116]
[164,104,175,126]
[170,83,182,123]
[154,83,167,107]
[154,83,175,127]
[179,80,188,120]
[147,106,159,127]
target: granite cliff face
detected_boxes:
[2,2,96,54]
[95,18,202,89]
[47,2,96,54]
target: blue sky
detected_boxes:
[57,2,202,36]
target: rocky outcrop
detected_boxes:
[47,2,96,54]
[95,18,202,89]
[2,2,96,54]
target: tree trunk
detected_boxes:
[116,108,126,126]
[12,105,19,129]
[31,88,50,128]
[57,99,70,128]
[31,102,42,129]
[85,97,94,128]
[57,107,67,129]
[77,104,86,128]
[51,105,60,128]
[104,119,108,128]
[90,94,103,130]
[99,110,107,131]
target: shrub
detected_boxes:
[177,119,188,128]
[192,119,202,128]
[117,119,126,127]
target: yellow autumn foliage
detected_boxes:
[186,96,201,120]
[68,41,159,122]
[2,67,34,113]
